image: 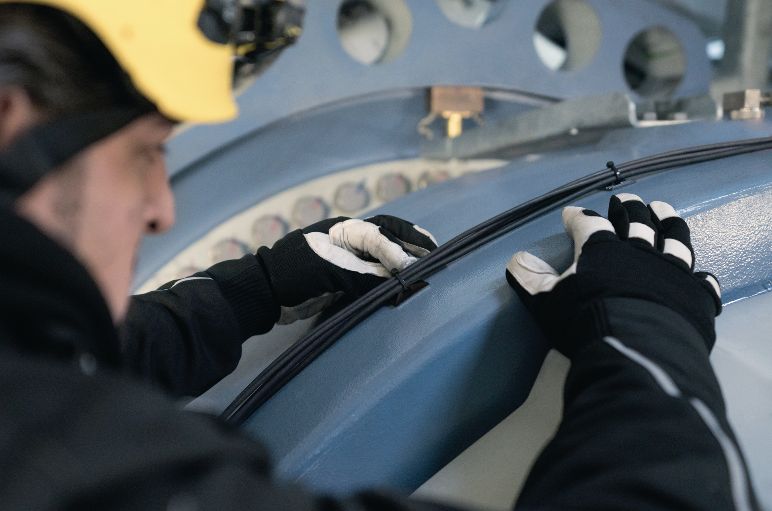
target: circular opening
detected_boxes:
[623,27,685,98]
[376,173,412,201]
[292,196,330,228]
[435,0,505,29]
[418,170,451,189]
[337,0,412,65]
[211,238,250,264]
[252,215,289,249]
[334,182,371,212]
[533,0,601,72]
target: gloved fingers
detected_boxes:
[328,219,418,272]
[304,231,392,277]
[648,201,694,269]
[301,216,351,234]
[607,193,656,247]
[365,215,438,257]
[695,271,723,316]
[562,206,617,261]
[506,251,570,296]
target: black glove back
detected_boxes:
[258,215,437,324]
[506,194,721,357]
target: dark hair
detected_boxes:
[0,4,150,118]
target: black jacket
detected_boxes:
[0,207,758,510]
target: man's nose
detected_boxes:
[145,166,175,234]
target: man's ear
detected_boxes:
[0,86,41,150]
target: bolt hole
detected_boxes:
[337,0,412,65]
[534,0,601,72]
[435,0,505,29]
[623,27,686,98]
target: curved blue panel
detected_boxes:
[136,89,544,285]
[130,0,768,500]
[240,122,772,494]
[713,291,772,507]
[137,0,712,285]
[166,0,710,175]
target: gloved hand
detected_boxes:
[506,193,722,357]
[258,215,438,324]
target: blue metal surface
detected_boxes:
[187,119,772,415]
[137,89,543,286]
[238,121,772,494]
[138,0,712,286]
[714,291,772,508]
[132,0,772,498]
[407,292,772,510]
[165,0,710,175]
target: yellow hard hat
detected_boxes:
[0,0,303,123]
[0,0,304,200]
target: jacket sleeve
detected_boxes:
[119,254,280,397]
[515,297,759,511]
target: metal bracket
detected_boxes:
[422,92,636,159]
[419,86,484,140]
[723,89,767,120]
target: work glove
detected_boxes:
[506,193,722,357]
[258,215,438,324]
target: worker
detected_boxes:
[0,1,758,510]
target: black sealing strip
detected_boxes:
[221,135,772,425]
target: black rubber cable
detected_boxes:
[221,135,772,424]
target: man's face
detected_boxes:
[17,113,176,322]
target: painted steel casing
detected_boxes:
[231,120,772,494]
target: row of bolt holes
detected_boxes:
[336,0,686,98]
[186,170,453,273]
